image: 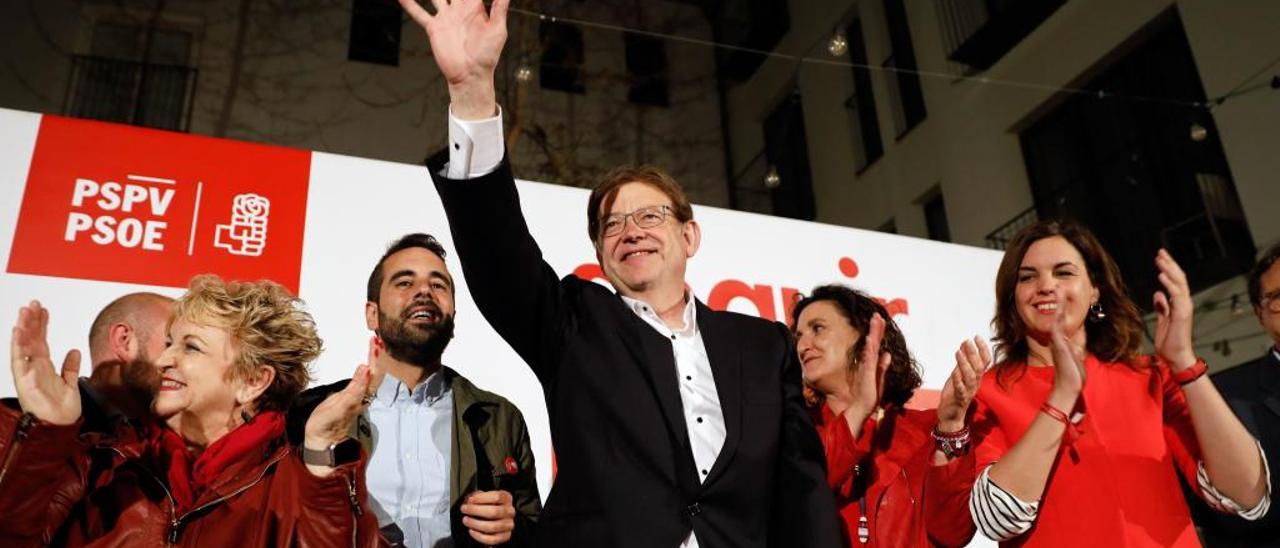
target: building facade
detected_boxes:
[721,0,1280,368]
[0,0,729,205]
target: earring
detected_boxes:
[241,409,254,424]
[1088,302,1107,322]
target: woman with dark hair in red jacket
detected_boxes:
[964,219,1271,546]
[1,275,382,546]
[793,284,981,547]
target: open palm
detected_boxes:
[10,301,82,425]
[400,0,509,88]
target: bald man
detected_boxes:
[85,292,174,419]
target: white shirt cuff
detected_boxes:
[1196,440,1272,520]
[445,106,505,179]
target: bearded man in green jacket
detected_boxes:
[291,233,540,547]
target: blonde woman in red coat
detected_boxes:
[0,276,382,546]
[793,285,982,547]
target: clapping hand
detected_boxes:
[846,313,891,424]
[1153,249,1197,371]
[1049,310,1086,404]
[938,336,989,432]
[303,340,379,474]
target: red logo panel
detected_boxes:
[7,115,310,293]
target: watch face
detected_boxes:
[333,438,362,465]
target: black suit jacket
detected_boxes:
[431,160,840,548]
[1188,349,1280,547]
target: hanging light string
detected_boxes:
[505,5,1277,111]
[1209,53,1280,106]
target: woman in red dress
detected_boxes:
[965,219,1271,546]
[793,285,981,547]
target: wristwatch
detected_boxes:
[301,438,361,467]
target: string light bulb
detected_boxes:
[515,63,533,83]
[827,30,848,57]
[764,165,781,189]
[1189,121,1208,142]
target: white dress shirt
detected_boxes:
[445,109,724,548]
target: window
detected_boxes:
[540,21,585,94]
[763,92,816,221]
[1019,10,1253,303]
[713,0,790,82]
[348,0,402,66]
[844,18,882,171]
[881,0,927,136]
[66,21,195,131]
[625,33,669,107]
[923,191,951,242]
[938,0,1066,70]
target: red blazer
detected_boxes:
[812,405,975,547]
[971,354,1207,547]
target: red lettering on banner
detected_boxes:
[570,255,909,323]
[878,298,909,317]
[7,116,310,292]
[572,263,606,283]
[779,287,803,325]
[708,280,775,319]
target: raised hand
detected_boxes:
[10,301,82,425]
[938,336,989,431]
[846,313,891,424]
[399,0,509,119]
[304,364,373,461]
[1153,248,1197,371]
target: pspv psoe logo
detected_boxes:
[7,115,311,292]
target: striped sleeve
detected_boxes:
[1195,439,1272,520]
[969,464,1039,541]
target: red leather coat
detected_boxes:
[812,405,975,548]
[0,403,383,547]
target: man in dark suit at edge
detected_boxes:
[395,1,840,547]
[1189,243,1280,546]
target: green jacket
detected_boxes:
[289,366,541,546]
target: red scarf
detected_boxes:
[146,411,285,514]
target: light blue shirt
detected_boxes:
[366,370,454,548]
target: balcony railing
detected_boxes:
[985,205,1037,249]
[64,54,197,132]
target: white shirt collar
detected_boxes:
[375,367,449,405]
[619,291,698,337]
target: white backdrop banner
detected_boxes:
[0,109,1003,539]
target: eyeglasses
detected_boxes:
[1262,290,1280,314]
[599,205,672,237]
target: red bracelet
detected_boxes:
[1040,402,1081,445]
[1170,358,1208,386]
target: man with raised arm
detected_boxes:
[397,1,840,547]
